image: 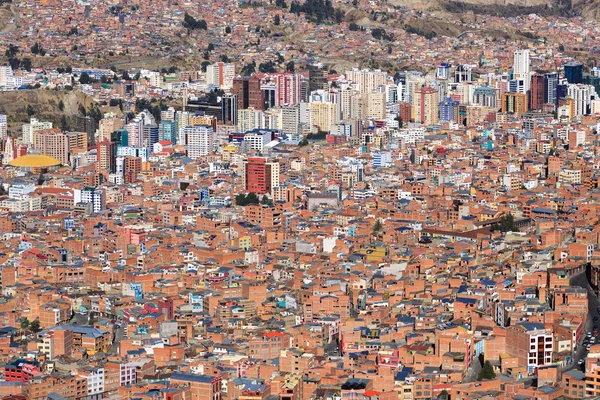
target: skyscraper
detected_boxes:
[513,50,531,92]
[530,74,545,110]
[242,157,280,194]
[0,115,6,146]
[413,86,440,126]
[184,125,214,159]
[564,62,583,85]
[544,73,558,106]
[232,77,249,111]
[97,139,116,173]
[222,94,238,126]
[308,63,328,92]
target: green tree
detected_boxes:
[30,319,41,333]
[79,71,91,84]
[395,115,403,128]
[201,61,211,72]
[286,61,295,72]
[299,138,308,146]
[5,44,18,58]
[274,15,281,25]
[246,192,259,205]
[60,115,70,131]
[558,44,565,52]
[20,318,30,330]
[373,219,382,232]
[207,43,215,51]
[478,360,496,380]
[58,100,64,111]
[26,104,35,116]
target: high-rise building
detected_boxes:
[248,75,264,111]
[98,115,124,142]
[222,94,238,126]
[0,115,6,146]
[159,120,177,144]
[97,139,116,173]
[242,157,280,194]
[125,118,144,148]
[66,132,88,153]
[184,125,213,159]
[501,93,528,116]
[308,63,328,92]
[242,129,275,153]
[79,187,105,213]
[237,108,265,132]
[345,68,387,94]
[232,77,250,111]
[564,61,584,84]
[413,86,440,126]
[472,86,497,108]
[22,118,53,145]
[513,50,530,80]
[530,74,545,110]
[206,62,236,90]
[454,65,472,83]
[439,98,459,123]
[32,129,70,165]
[567,84,594,116]
[262,83,278,109]
[142,125,159,149]
[273,73,302,106]
[76,116,97,147]
[308,102,338,132]
[0,66,14,89]
[544,73,558,106]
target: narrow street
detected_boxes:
[565,268,599,372]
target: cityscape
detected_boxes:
[2,0,600,399]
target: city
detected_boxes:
[1,0,600,400]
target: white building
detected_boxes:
[184,124,214,159]
[0,66,15,89]
[22,118,53,145]
[513,50,531,92]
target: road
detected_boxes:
[565,268,600,372]
[109,325,125,355]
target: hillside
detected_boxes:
[394,0,600,19]
[0,89,110,136]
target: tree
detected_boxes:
[30,42,45,56]
[20,318,30,330]
[225,26,232,34]
[352,0,358,6]
[274,15,281,25]
[183,12,207,30]
[58,100,64,111]
[558,44,565,52]
[60,115,70,131]
[395,115,403,128]
[259,60,277,73]
[478,360,496,380]
[21,58,32,71]
[5,44,18,58]
[79,71,91,84]
[373,219,382,233]
[26,105,35,116]
[30,319,41,333]
[207,43,215,52]
[201,61,211,72]
[299,138,309,146]
[286,61,295,72]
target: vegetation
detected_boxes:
[491,213,518,233]
[79,72,92,84]
[30,319,41,333]
[4,44,18,58]
[183,12,207,30]
[306,131,328,140]
[371,28,393,41]
[290,0,344,23]
[373,219,382,233]
[30,42,46,56]
[478,360,496,380]
[274,15,281,25]
[259,60,277,73]
[235,192,260,206]
[286,61,295,72]
[405,25,436,40]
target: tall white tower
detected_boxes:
[513,50,531,91]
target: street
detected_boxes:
[566,269,600,372]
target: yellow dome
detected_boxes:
[8,154,62,168]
